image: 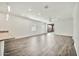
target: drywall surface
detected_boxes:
[73,3,79,56]
[0,13,8,31]
[54,17,73,36]
[8,15,47,38]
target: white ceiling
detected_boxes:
[0,2,76,21]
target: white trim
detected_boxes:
[0,41,4,56]
[54,33,72,37]
[15,32,48,39]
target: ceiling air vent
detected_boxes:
[44,5,49,9]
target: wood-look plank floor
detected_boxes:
[4,33,77,56]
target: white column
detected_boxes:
[0,41,4,56]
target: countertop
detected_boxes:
[0,31,14,41]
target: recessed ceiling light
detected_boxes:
[38,13,41,15]
[28,8,32,11]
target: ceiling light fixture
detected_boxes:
[28,8,32,11]
[38,13,41,15]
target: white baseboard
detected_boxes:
[54,33,72,37]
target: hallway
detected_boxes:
[4,33,77,56]
[0,2,78,56]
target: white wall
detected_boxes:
[0,3,9,31]
[8,15,47,38]
[54,17,73,36]
[73,3,79,56]
[0,13,8,31]
[0,2,47,38]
